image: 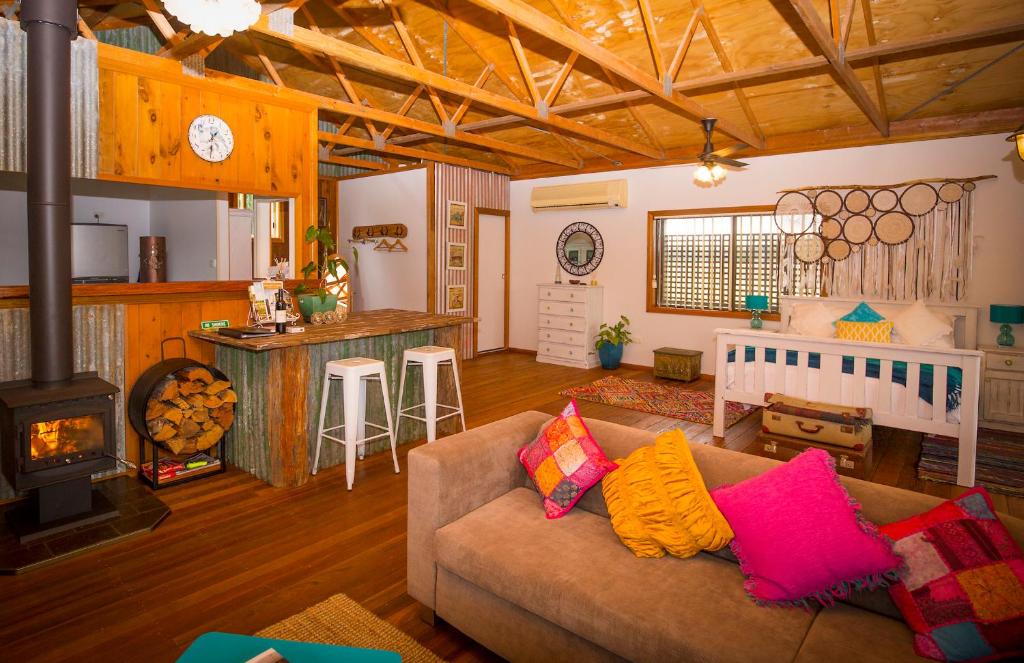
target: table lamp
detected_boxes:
[990,305,1024,347]
[745,295,769,329]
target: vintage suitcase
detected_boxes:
[653,347,702,382]
[761,392,872,449]
[750,432,875,480]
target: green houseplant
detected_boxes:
[594,315,634,370]
[295,225,348,322]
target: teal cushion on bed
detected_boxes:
[837,302,885,324]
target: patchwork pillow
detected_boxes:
[892,301,955,347]
[711,448,903,608]
[602,428,733,559]
[518,400,618,519]
[880,487,1024,662]
[839,302,886,323]
[835,319,894,344]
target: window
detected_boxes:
[647,207,820,316]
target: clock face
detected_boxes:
[188,114,234,163]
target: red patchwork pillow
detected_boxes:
[880,487,1024,661]
[518,400,617,519]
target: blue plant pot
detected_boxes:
[598,342,624,370]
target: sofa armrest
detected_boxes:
[407,410,551,609]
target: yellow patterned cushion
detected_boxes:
[602,429,733,558]
[834,319,894,344]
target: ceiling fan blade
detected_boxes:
[711,142,748,158]
[707,155,749,168]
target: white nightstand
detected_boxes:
[980,345,1024,432]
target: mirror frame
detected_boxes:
[556,222,604,276]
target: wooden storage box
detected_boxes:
[748,432,875,480]
[653,347,702,382]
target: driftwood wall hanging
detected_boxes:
[774,176,993,302]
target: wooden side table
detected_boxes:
[980,344,1024,432]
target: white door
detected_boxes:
[228,209,254,280]
[477,213,507,352]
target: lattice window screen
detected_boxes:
[654,213,819,313]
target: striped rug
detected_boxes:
[918,428,1024,497]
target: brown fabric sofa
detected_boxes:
[407,411,1024,663]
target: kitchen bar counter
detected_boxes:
[191,309,473,488]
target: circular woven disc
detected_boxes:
[938,181,964,203]
[775,192,815,233]
[875,212,914,245]
[827,239,852,261]
[964,181,976,192]
[843,215,873,244]
[814,190,843,216]
[820,218,842,240]
[794,233,825,263]
[871,189,899,212]
[900,183,939,216]
[844,189,871,214]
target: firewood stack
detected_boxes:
[144,366,237,455]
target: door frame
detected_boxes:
[472,207,511,356]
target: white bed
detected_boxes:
[713,296,983,487]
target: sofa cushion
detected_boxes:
[435,487,819,663]
[794,604,928,662]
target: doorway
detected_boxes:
[473,208,510,354]
[227,208,254,280]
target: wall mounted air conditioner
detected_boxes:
[530,179,628,211]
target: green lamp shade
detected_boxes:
[990,305,1024,324]
[745,295,769,311]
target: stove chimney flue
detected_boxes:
[20,0,78,387]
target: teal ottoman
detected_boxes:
[177,632,402,663]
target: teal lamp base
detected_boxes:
[997,323,1016,347]
[750,310,764,330]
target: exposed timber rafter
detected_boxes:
[320,131,512,175]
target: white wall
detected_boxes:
[150,188,220,281]
[339,169,428,312]
[510,134,1024,374]
[0,174,152,284]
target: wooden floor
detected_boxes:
[2,352,1021,662]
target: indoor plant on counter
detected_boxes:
[295,225,347,322]
[594,315,634,370]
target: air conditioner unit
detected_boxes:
[530,179,628,211]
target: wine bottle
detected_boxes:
[275,289,287,334]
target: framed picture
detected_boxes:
[447,200,467,228]
[446,285,466,313]
[447,242,467,270]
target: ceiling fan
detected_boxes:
[693,118,748,186]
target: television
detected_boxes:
[71,223,129,284]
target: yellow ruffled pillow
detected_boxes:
[835,319,894,344]
[602,429,733,558]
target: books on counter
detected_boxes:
[141,452,221,481]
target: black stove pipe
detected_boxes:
[20,0,78,387]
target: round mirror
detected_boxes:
[556,222,603,276]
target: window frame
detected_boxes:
[645,205,783,321]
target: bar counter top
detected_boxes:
[189,309,474,352]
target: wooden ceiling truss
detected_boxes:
[66,0,1024,178]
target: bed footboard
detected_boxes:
[713,329,982,487]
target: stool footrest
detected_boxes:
[397,411,462,424]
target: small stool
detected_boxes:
[311,357,400,491]
[396,346,466,443]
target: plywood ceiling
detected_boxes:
[74,0,1024,178]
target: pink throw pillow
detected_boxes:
[518,400,618,519]
[711,448,903,607]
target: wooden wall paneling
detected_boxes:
[111,71,140,178]
[253,101,274,192]
[136,76,182,181]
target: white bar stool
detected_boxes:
[311,357,400,491]
[396,346,467,443]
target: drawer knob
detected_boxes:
[568,350,573,355]
[1007,359,1014,367]
[568,322,574,327]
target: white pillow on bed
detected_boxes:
[788,302,842,338]
[892,300,954,347]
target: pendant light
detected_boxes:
[164,0,261,38]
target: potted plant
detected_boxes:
[295,225,348,322]
[594,315,634,370]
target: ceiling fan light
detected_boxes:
[693,164,713,184]
[165,0,261,38]
[710,163,726,182]
[1008,125,1024,161]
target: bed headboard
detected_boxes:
[779,296,980,350]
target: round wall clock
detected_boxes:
[188,114,234,163]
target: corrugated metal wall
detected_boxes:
[318,120,387,178]
[433,163,510,359]
[0,305,126,500]
[0,17,98,178]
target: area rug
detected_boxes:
[257,593,443,663]
[918,428,1024,497]
[559,376,758,428]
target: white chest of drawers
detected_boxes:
[537,283,603,369]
